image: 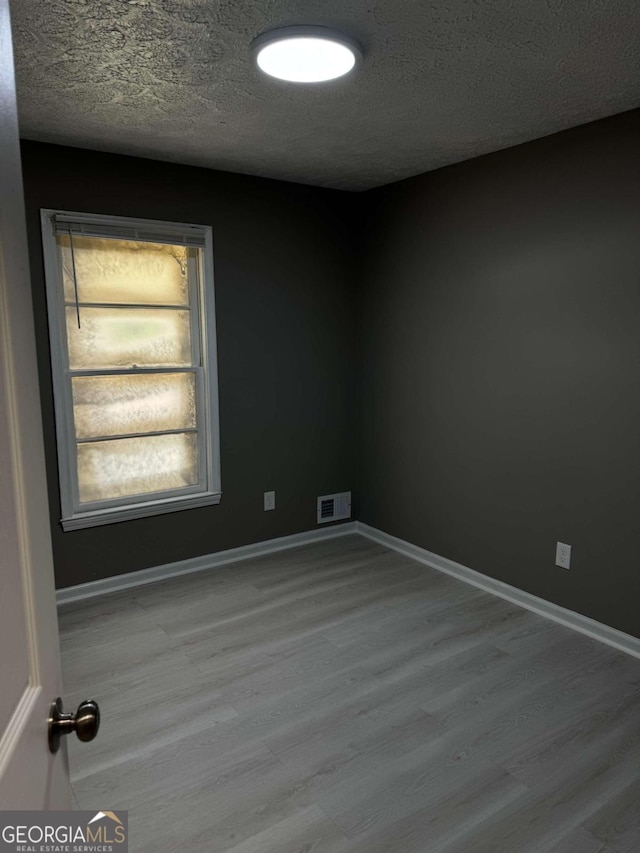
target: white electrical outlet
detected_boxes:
[555,542,571,570]
[264,490,276,511]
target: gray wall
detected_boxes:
[21,142,358,589]
[358,110,640,638]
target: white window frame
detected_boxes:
[40,209,221,530]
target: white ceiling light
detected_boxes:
[252,26,362,83]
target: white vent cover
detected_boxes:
[317,491,351,524]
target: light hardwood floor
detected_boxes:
[59,535,640,852]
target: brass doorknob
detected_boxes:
[48,697,100,754]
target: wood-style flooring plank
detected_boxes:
[221,805,349,853]
[583,775,640,853]
[545,827,613,853]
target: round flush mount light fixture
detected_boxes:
[252,26,362,83]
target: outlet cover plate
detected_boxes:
[555,541,571,570]
[264,491,275,511]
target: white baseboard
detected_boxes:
[56,522,357,606]
[56,517,640,661]
[356,522,640,660]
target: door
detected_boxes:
[0,0,72,809]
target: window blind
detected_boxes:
[52,214,207,248]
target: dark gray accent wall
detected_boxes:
[358,110,640,638]
[21,142,358,589]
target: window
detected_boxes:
[40,210,221,530]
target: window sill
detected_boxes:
[60,491,222,531]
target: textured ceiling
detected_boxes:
[11,0,640,191]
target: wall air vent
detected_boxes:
[317,491,351,524]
